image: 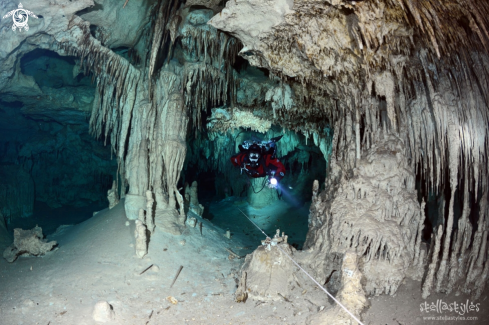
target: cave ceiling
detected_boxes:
[0,0,487,186]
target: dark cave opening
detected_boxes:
[0,49,117,237]
[20,49,92,89]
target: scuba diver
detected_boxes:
[230,136,285,189]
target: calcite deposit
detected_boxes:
[236,231,296,301]
[304,132,425,296]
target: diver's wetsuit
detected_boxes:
[230,152,286,182]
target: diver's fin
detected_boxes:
[270,135,283,143]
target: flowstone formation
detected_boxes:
[210,0,489,299]
[3,226,57,263]
[305,131,425,296]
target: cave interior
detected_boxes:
[0,0,488,324]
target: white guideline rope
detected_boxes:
[237,208,365,325]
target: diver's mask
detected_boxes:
[249,151,260,167]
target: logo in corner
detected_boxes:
[3,3,38,32]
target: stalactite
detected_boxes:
[422,225,443,299]
[474,259,489,299]
[464,192,488,293]
[39,0,489,299]
[435,122,460,292]
[148,0,179,94]
[446,163,470,293]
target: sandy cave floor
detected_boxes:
[0,198,488,325]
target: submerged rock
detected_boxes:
[3,226,57,263]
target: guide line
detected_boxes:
[236,207,365,325]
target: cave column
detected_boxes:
[162,92,188,221]
[151,82,189,235]
[124,99,152,220]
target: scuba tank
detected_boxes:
[238,135,283,158]
[266,135,283,158]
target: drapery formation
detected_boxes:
[49,2,241,227]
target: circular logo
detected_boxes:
[13,9,29,28]
[3,3,38,32]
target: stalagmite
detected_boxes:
[107,180,119,209]
[7,0,487,306]
[189,181,204,217]
[235,272,248,303]
[305,132,423,296]
[474,260,489,299]
[413,199,426,269]
[307,252,367,325]
[135,209,148,258]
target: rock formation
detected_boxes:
[107,180,119,209]
[92,301,115,323]
[3,226,57,263]
[305,132,425,296]
[188,181,204,216]
[307,252,367,325]
[236,231,296,301]
[135,209,148,259]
